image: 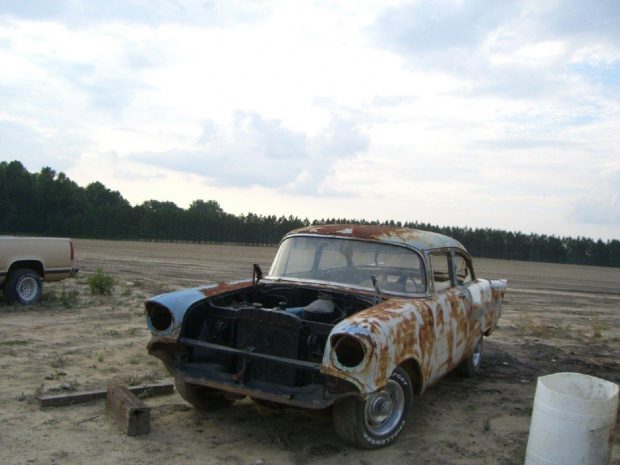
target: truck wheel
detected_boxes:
[175,379,235,410]
[456,337,483,377]
[5,269,43,305]
[333,367,413,449]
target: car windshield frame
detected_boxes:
[267,235,427,294]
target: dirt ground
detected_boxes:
[1,239,619,465]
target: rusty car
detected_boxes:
[145,225,507,448]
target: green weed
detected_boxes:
[42,287,80,308]
[87,269,115,295]
[483,419,492,432]
[102,329,120,337]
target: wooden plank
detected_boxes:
[106,385,151,436]
[38,383,174,408]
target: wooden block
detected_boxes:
[106,385,151,436]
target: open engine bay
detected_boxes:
[181,284,378,369]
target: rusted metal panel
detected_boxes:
[146,280,253,337]
[285,225,467,253]
[321,298,436,395]
[320,279,507,396]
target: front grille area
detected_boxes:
[235,307,302,386]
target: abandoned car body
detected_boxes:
[145,225,507,448]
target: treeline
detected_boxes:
[1,160,618,267]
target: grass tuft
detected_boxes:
[87,269,115,295]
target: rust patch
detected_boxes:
[198,280,253,297]
[321,276,505,396]
[285,224,468,253]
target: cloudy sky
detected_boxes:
[1,0,618,240]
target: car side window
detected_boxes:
[454,254,474,286]
[430,253,452,293]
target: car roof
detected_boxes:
[285,224,467,253]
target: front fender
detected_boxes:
[320,300,434,395]
[145,279,253,337]
[146,287,211,337]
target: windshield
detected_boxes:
[268,236,426,293]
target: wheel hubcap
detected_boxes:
[18,277,37,301]
[369,393,392,423]
[364,379,405,436]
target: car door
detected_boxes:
[454,252,481,350]
[427,250,470,381]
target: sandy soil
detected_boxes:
[1,239,619,465]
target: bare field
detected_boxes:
[1,239,619,465]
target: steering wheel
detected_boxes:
[395,271,422,293]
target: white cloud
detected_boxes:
[0,0,272,28]
[1,0,619,240]
[129,110,369,193]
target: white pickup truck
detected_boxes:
[0,237,79,304]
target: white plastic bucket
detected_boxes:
[525,372,619,465]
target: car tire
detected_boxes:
[175,379,236,410]
[4,268,43,305]
[333,367,413,449]
[456,337,483,377]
